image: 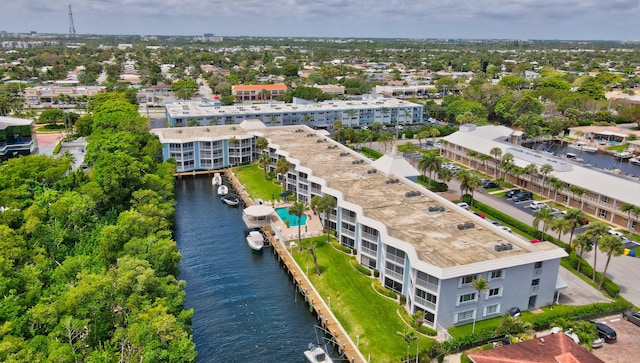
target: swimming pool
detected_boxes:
[275,207,307,227]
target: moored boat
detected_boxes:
[212,173,222,186]
[304,343,333,363]
[221,194,239,206]
[246,230,264,251]
[567,141,598,153]
[613,151,632,159]
[217,184,228,195]
[629,157,640,165]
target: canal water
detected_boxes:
[174,176,320,362]
[532,142,640,178]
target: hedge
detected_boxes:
[361,146,383,159]
[417,175,448,192]
[350,259,372,276]
[373,280,398,299]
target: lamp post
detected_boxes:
[356,335,360,348]
[306,266,309,276]
[328,296,331,309]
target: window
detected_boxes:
[489,269,504,280]
[531,279,540,286]
[456,310,474,323]
[484,304,501,316]
[458,293,476,305]
[487,287,502,298]
[599,209,607,218]
[459,274,477,287]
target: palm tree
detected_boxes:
[564,209,587,248]
[495,313,534,341]
[310,194,337,243]
[379,132,394,153]
[305,239,321,275]
[550,217,571,244]
[539,164,554,195]
[417,153,440,189]
[548,177,564,202]
[568,185,585,210]
[621,203,638,231]
[466,150,479,168]
[255,136,268,153]
[416,130,428,148]
[477,153,492,173]
[598,235,625,290]
[467,175,482,206]
[471,277,489,334]
[288,201,309,251]
[499,152,514,179]
[490,147,502,177]
[533,207,556,241]
[269,114,279,125]
[438,167,453,184]
[258,152,271,180]
[523,163,538,182]
[275,157,290,192]
[428,127,440,145]
[372,121,383,134]
[455,169,472,196]
[585,221,609,282]
[574,234,593,273]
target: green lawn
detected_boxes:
[606,144,627,152]
[293,238,434,362]
[233,164,282,201]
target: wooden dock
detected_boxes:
[264,226,366,363]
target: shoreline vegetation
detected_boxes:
[0,92,196,362]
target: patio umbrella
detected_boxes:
[279,192,289,198]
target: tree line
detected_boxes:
[0,92,196,362]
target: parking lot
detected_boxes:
[590,314,640,362]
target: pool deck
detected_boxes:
[270,202,326,242]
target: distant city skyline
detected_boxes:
[2,0,639,41]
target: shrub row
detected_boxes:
[417,175,449,192]
[361,146,383,159]
[566,252,621,297]
[397,308,438,336]
[350,258,372,276]
[373,280,398,299]
[331,240,353,254]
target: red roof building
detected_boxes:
[231,83,288,102]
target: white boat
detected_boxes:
[212,173,222,186]
[614,151,632,159]
[629,157,640,165]
[304,344,333,363]
[217,184,228,195]
[565,153,583,162]
[567,141,598,153]
[221,194,239,206]
[246,230,264,251]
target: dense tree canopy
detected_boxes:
[0,92,195,362]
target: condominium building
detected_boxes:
[151,121,567,330]
[0,116,38,160]
[442,124,640,232]
[23,85,107,106]
[374,85,438,98]
[164,95,423,129]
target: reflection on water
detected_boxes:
[532,142,640,178]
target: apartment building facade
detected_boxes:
[152,122,567,329]
[231,83,288,103]
[23,85,107,106]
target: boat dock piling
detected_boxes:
[263,227,366,363]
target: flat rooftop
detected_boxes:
[165,96,421,119]
[153,123,564,271]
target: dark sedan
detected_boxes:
[592,321,617,343]
[622,310,640,327]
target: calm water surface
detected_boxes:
[174,177,320,362]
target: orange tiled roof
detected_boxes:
[232,84,288,91]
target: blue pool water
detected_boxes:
[275,207,307,226]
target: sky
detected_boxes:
[2,0,640,41]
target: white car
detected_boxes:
[608,228,623,238]
[456,202,469,210]
[529,201,548,210]
[500,226,512,233]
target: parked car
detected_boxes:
[456,202,469,210]
[500,226,512,233]
[529,201,548,210]
[608,227,624,238]
[482,179,499,189]
[505,189,521,199]
[622,310,640,326]
[474,212,486,219]
[512,191,533,202]
[592,322,617,343]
